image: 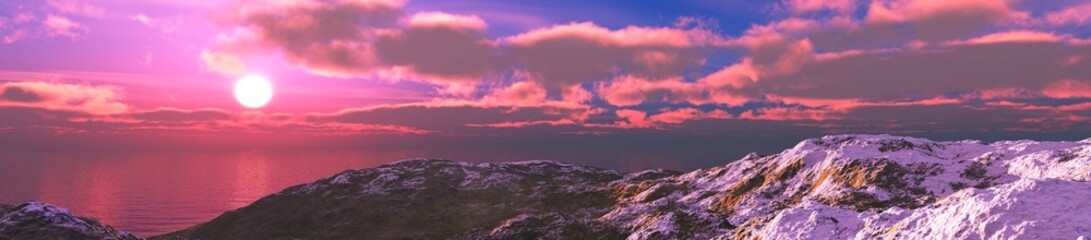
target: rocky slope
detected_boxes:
[150,134,1091,240]
[602,135,1091,239]
[155,159,628,240]
[0,201,140,240]
[5,134,1089,239]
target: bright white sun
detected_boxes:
[234,75,273,108]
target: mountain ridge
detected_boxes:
[3,134,1089,239]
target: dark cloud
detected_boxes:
[310,103,592,132]
[1,86,45,102]
[210,0,404,77]
[0,81,127,115]
[210,1,721,88]
[127,108,234,122]
[375,13,503,81]
[746,40,1091,101]
[507,23,715,86]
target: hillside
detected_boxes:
[157,135,1091,239]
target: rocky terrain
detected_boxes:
[3,134,1090,239]
[0,201,139,240]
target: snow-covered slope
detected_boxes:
[0,201,140,240]
[750,178,1091,239]
[605,134,1091,239]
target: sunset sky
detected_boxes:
[2,0,1090,159]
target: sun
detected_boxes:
[234,75,273,109]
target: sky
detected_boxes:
[1,0,1090,167]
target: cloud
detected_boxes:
[1,14,29,43]
[211,1,721,87]
[46,0,105,18]
[779,0,857,15]
[310,99,596,132]
[0,0,111,44]
[210,0,404,77]
[591,106,839,130]
[737,107,840,121]
[200,50,247,76]
[865,0,1027,41]
[728,30,815,76]
[1039,3,1091,26]
[126,108,234,122]
[506,22,718,85]
[374,12,502,82]
[189,0,1091,136]
[0,85,429,138]
[42,15,85,38]
[130,13,182,33]
[738,40,1091,102]
[1,86,46,102]
[483,81,548,106]
[742,0,1034,53]
[949,30,1067,45]
[597,76,706,107]
[1042,80,1091,98]
[0,82,128,115]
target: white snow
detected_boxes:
[603,134,1091,239]
[1,202,89,233]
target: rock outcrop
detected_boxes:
[0,201,140,240]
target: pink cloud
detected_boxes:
[949,31,1066,45]
[726,37,1091,104]
[466,119,577,128]
[484,81,548,106]
[3,29,28,44]
[865,0,1029,42]
[211,0,402,78]
[47,0,105,18]
[212,0,508,84]
[200,50,247,76]
[738,107,840,121]
[1043,3,1091,26]
[182,0,1091,134]
[609,109,655,129]
[506,22,717,85]
[770,95,962,112]
[588,108,736,129]
[129,13,182,33]
[208,0,727,109]
[727,29,816,76]
[866,0,1027,24]
[648,108,732,124]
[2,101,429,137]
[13,13,36,24]
[0,82,128,115]
[589,106,843,129]
[597,76,706,107]
[43,15,84,38]
[780,0,857,15]
[406,11,486,30]
[310,100,596,131]
[562,84,593,104]
[1042,80,1091,98]
[507,22,716,48]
